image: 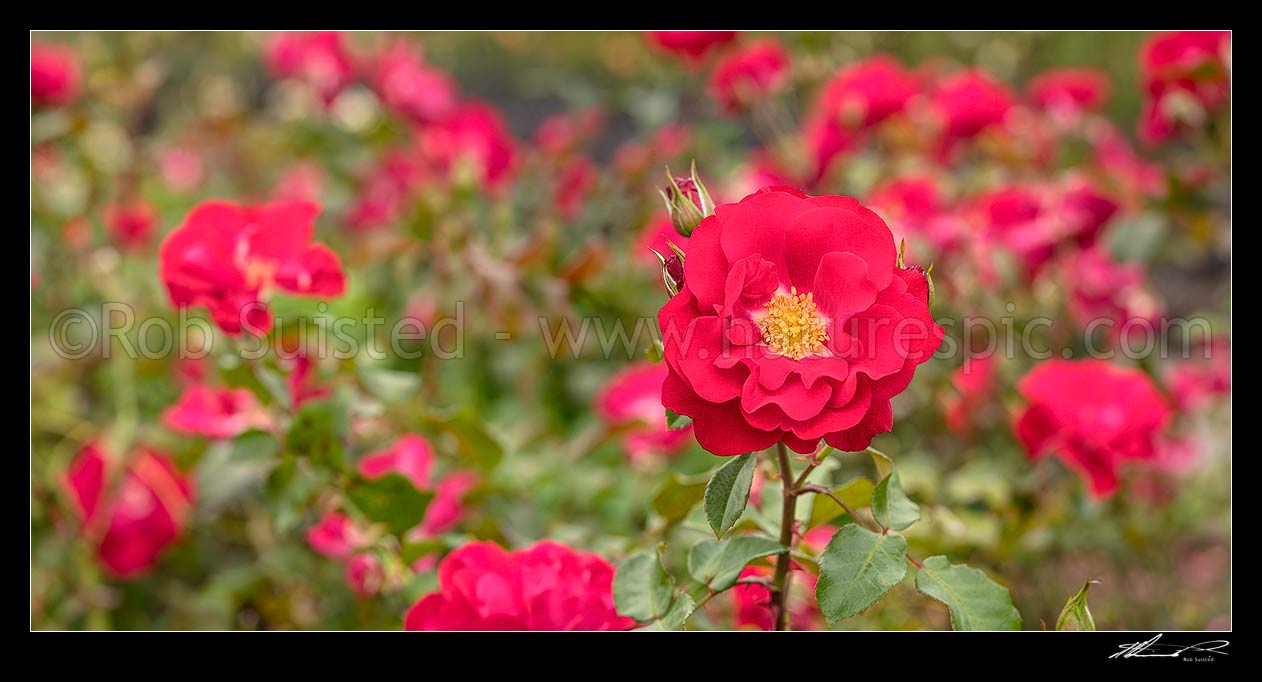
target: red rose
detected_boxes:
[357,434,435,490]
[868,174,966,259]
[1138,31,1230,145]
[404,541,635,631]
[369,41,458,125]
[1014,359,1171,497]
[645,31,738,62]
[358,434,477,539]
[347,151,423,231]
[306,511,371,560]
[595,362,694,463]
[265,31,355,105]
[1163,336,1230,413]
[417,471,478,537]
[709,40,790,114]
[1027,68,1109,117]
[931,69,1016,142]
[31,41,81,106]
[159,199,346,334]
[1060,247,1162,349]
[658,186,943,456]
[105,201,158,250]
[552,155,598,220]
[415,101,517,192]
[801,56,922,182]
[64,443,195,578]
[970,179,1118,279]
[944,354,999,437]
[346,553,385,598]
[162,384,274,439]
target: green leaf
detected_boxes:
[613,550,675,622]
[357,365,421,402]
[816,525,908,622]
[866,447,893,479]
[284,399,348,471]
[635,592,696,631]
[651,472,708,524]
[807,477,875,530]
[419,409,504,472]
[253,365,292,408]
[665,408,692,430]
[230,430,278,462]
[1055,580,1099,631]
[346,474,434,536]
[872,470,920,531]
[703,453,756,538]
[914,556,1022,631]
[686,535,785,592]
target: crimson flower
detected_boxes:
[369,41,458,125]
[658,186,943,456]
[415,101,517,192]
[404,541,634,630]
[357,434,477,539]
[645,31,738,62]
[1014,359,1171,497]
[64,443,195,578]
[159,199,346,334]
[265,31,355,105]
[709,40,790,114]
[801,56,922,183]
[1138,31,1231,145]
[595,362,694,463]
[306,511,371,560]
[31,41,81,106]
[1027,68,1109,117]
[105,200,157,250]
[930,69,1017,142]
[162,384,274,439]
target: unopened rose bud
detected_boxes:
[658,160,716,237]
[649,246,686,297]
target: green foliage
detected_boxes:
[704,453,756,538]
[872,470,920,531]
[613,549,676,622]
[686,535,785,592]
[914,556,1022,631]
[346,474,434,536]
[816,525,908,622]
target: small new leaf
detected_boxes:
[872,469,920,531]
[703,453,756,538]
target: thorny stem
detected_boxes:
[771,442,797,631]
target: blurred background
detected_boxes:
[31,31,1230,630]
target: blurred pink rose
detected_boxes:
[595,362,694,463]
[64,443,195,578]
[162,384,273,439]
[1014,359,1171,497]
[404,540,634,630]
[31,41,81,106]
[265,31,355,105]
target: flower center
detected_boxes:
[757,286,829,360]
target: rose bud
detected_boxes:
[658,161,716,237]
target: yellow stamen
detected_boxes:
[757,286,829,360]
